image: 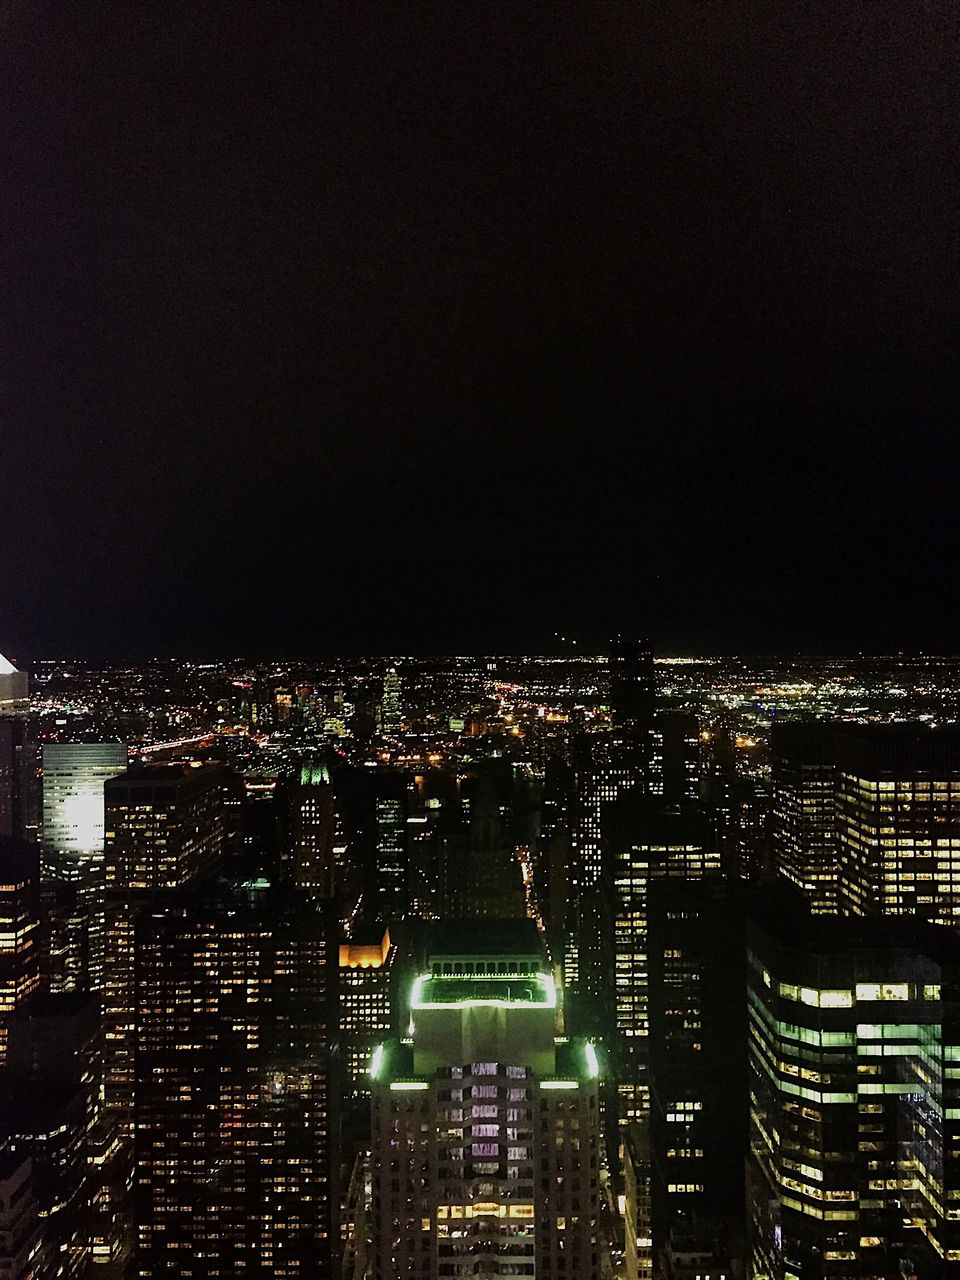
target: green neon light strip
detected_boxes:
[541,1080,579,1090]
[410,972,557,1010]
[390,1081,429,1091]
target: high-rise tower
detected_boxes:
[134,880,339,1278]
[368,920,602,1280]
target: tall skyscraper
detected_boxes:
[747,900,960,1279]
[41,744,128,873]
[368,920,602,1280]
[603,796,720,1121]
[381,668,402,735]
[609,637,654,737]
[0,841,40,1066]
[0,652,37,845]
[770,724,960,923]
[0,990,100,1279]
[646,878,756,1270]
[339,924,395,1092]
[40,743,127,992]
[102,763,226,1128]
[375,770,408,922]
[134,881,339,1278]
[834,726,960,922]
[281,762,336,898]
[770,722,840,914]
[649,713,701,807]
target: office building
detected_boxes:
[603,797,720,1121]
[40,742,127,992]
[102,764,225,1128]
[609,637,654,737]
[134,881,339,1278]
[622,1119,654,1280]
[747,900,960,1279]
[770,722,840,914]
[834,726,960,922]
[41,744,128,874]
[0,991,100,1279]
[0,841,40,1065]
[369,920,602,1279]
[381,668,402,735]
[439,777,526,920]
[375,770,408,921]
[340,924,395,1092]
[649,713,700,807]
[281,762,336,898]
[771,724,960,923]
[0,716,37,845]
[647,879,754,1268]
[0,1150,40,1278]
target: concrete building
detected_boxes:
[369,920,602,1279]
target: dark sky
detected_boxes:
[2,1,957,659]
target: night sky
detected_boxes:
[2,2,957,659]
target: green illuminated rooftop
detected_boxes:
[411,973,556,1009]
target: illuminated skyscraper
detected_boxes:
[339,924,395,1092]
[834,726,960,922]
[134,881,339,1278]
[101,763,225,1129]
[649,713,700,806]
[41,744,127,873]
[381,668,402,735]
[368,920,602,1280]
[0,841,40,1065]
[281,762,336,898]
[375,771,408,921]
[0,990,100,1279]
[770,722,838,913]
[747,901,960,1279]
[40,743,127,992]
[646,878,757,1269]
[770,724,960,923]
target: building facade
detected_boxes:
[369,921,602,1279]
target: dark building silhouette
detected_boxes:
[439,775,526,919]
[0,717,37,845]
[646,878,767,1272]
[609,637,655,736]
[0,991,100,1278]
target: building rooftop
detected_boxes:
[411,972,555,1010]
